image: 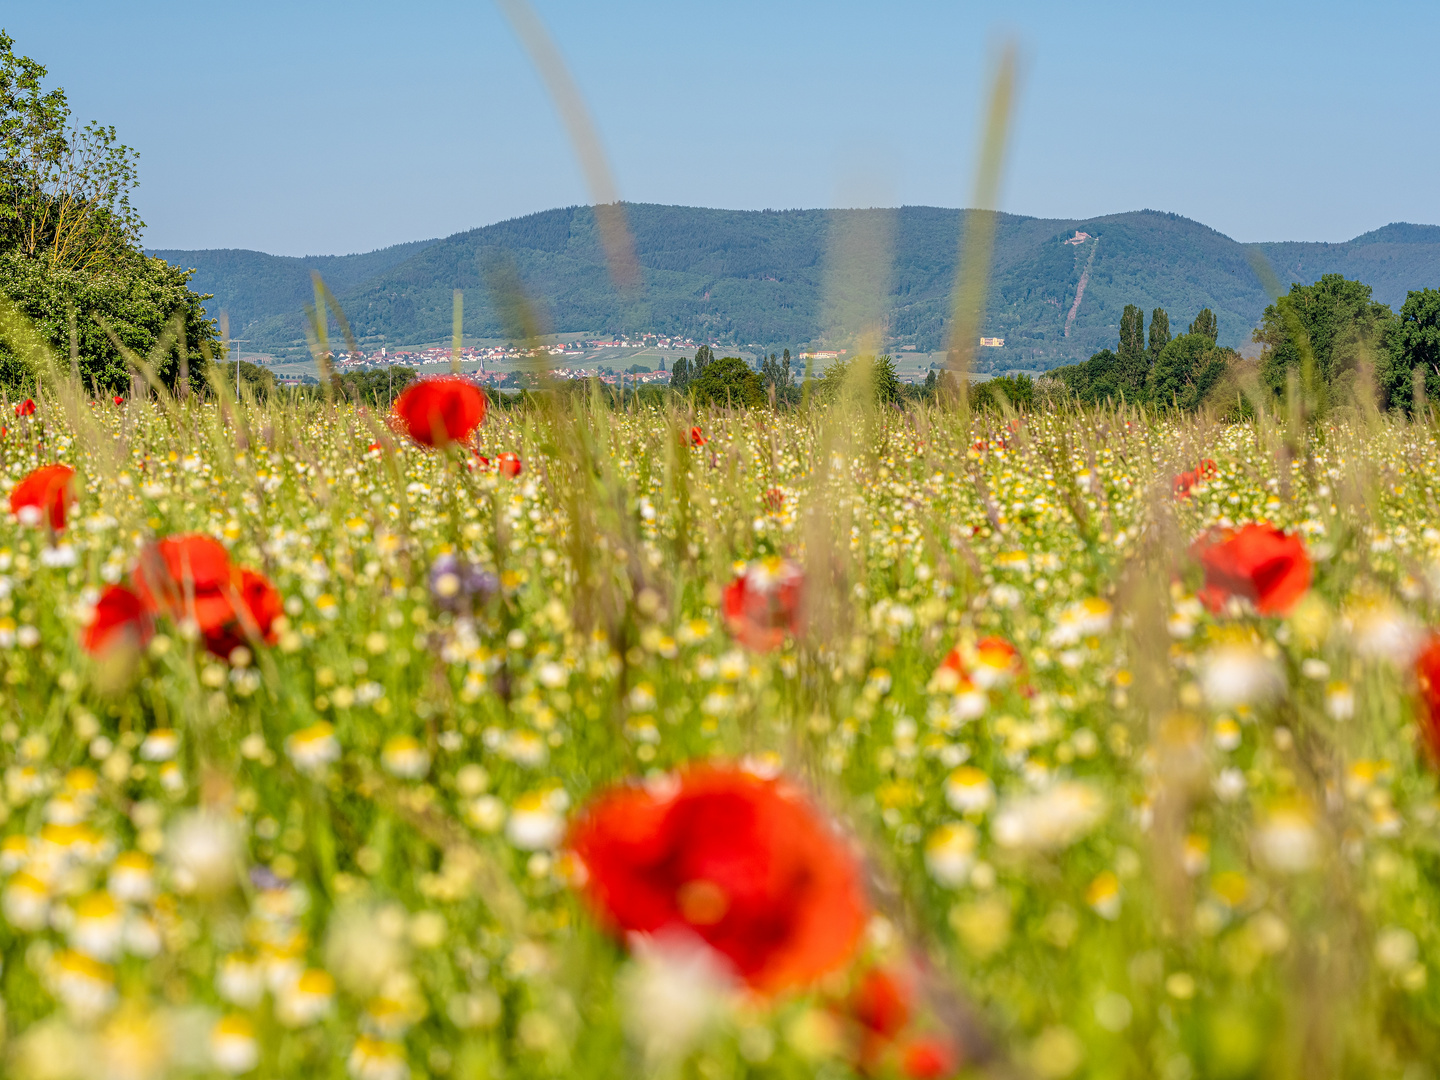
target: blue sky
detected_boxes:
[8,1,1437,255]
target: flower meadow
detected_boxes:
[2,380,1440,1080]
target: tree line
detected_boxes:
[1047,303,1232,410]
[1049,275,1440,416]
[0,33,217,394]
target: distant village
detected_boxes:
[270,333,973,388]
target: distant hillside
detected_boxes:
[149,238,440,340]
[155,206,1440,371]
[1253,223,1440,315]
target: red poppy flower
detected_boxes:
[10,463,75,530]
[497,452,522,478]
[690,425,707,447]
[133,535,282,657]
[842,964,961,1077]
[133,534,237,633]
[1415,636,1440,763]
[112,395,125,406]
[14,398,35,417]
[1192,523,1311,616]
[82,584,153,656]
[1197,458,1218,479]
[393,377,487,447]
[1173,470,1197,499]
[570,765,866,993]
[722,558,803,651]
[900,1036,957,1079]
[202,568,283,657]
[853,966,913,1036]
[763,487,785,512]
[847,966,916,1074]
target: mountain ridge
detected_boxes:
[152,205,1440,370]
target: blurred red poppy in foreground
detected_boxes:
[112,395,124,406]
[133,535,236,631]
[723,558,803,651]
[82,584,153,656]
[393,377,487,447]
[690,425,707,447]
[497,451,522,478]
[204,569,284,657]
[10,463,75,530]
[852,967,912,1055]
[846,966,960,1077]
[569,765,866,994]
[14,398,35,417]
[1414,636,1440,763]
[132,534,281,656]
[901,1037,958,1079]
[1192,523,1310,616]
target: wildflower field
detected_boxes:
[3,374,1440,1080]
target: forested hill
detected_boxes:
[154,206,1440,370]
[1252,223,1440,318]
[148,238,439,342]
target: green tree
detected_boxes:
[1,32,142,273]
[691,355,765,406]
[1055,348,1123,404]
[1148,308,1171,362]
[330,365,416,407]
[1255,274,1393,400]
[814,354,901,407]
[760,350,788,390]
[1116,304,1148,393]
[0,248,216,393]
[692,344,714,377]
[872,354,901,404]
[759,348,800,405]
[1380,287,1440,413]
[1148,333,1231,410]
[1119,304,1144,356]
[0,32,216,393]
[1189,308,1218,343]
[670,354,691,391]
[971,373,1034,412]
